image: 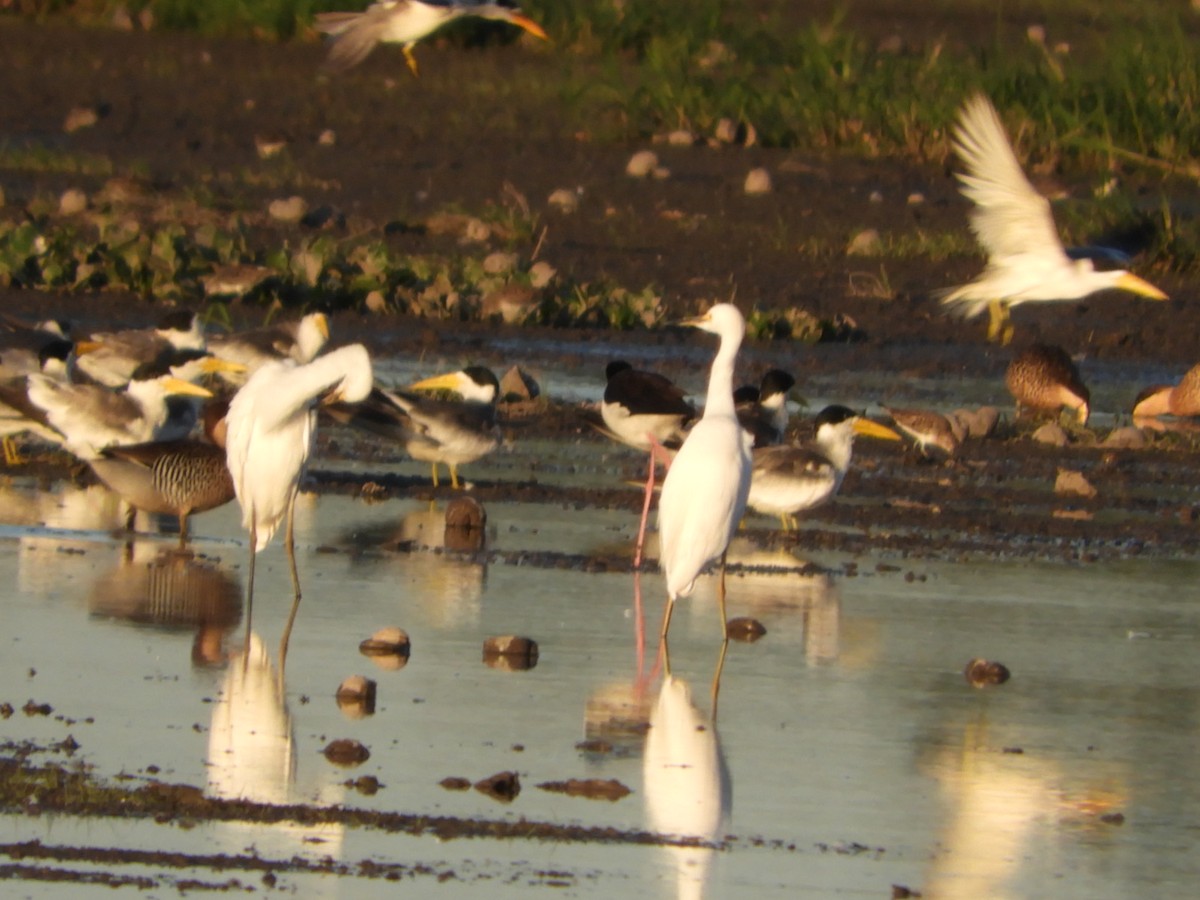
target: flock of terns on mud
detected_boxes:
[1,2,1192,673]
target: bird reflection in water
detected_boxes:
[206,631,295,804]
[87,542,242,666]
[643,675,731,900]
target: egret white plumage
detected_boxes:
[656,303,752,655]
[600,360,694,568]
[225,344,373,664]
[735,368,795,448]
[747,405,900,531]
[316,0,549,76]
[940,93,1167,344]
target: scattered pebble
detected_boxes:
[714,118,738,144]
[335,675,377,718]
[528,260,557,288]
[906,192,925,205]
[744,167,772,195]
[846,228,882,256]
[63,106,99,134]
[474,770,521,803]
[268,196,307,223]
[892,886,923,899]
[59,189,87,215]
[665,129,695,146]
[359,627,411,658]
[726,617,767,642]
[439,776,471,791]
[951,406,1000,439]
[483,251,520,275]
[322,738,370,766]
[1055,468,1097,498]
[254,136,287,159]
[346,775,382,795]
[482,635,539,670]
[499,366,540,402]
[317,129,336,146]
[536,778,631,801]
[547,188,579,213]
[963,658,1011,688]
[1100,812,1126,825]
[625,150,659,178]
[364,290,388,314]
[1031,422,1069,446]
[1102,427,1146,449]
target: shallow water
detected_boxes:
[2,476,1199,898]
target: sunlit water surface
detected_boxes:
[2,477,1198,898]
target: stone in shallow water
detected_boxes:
[726,617,767,642]
[963,658,1011,688]
[323,738,370,766]
[482,635,538,670]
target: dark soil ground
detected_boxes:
[1,15,1198,566]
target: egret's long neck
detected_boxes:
[704,330,741,419]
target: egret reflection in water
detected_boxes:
[643,675,731,900]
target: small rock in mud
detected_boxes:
[575,738,614,754]
[726,617,767,642]
[664,129,695,146]
[440,776,472,791]
[892,886,923,899]
[346,775,383,795]
[1102,427,1147,449]
[964,658,1011,688]
[1055,468,1097,498]
[63,105,99,133]
[951,406,1000,439]
[499,366,540,402]
[360,627,411,659]
[336,675,377,718]
[846,228,882,256]
[317,128,336,146]
[744,167,772,195]
[482,635,539,670]
[1100,812,1126,825]
[446,498,487,531]
[483,251,520,274]
[547,188,579,213]
[481,283,538,323]
[323,738,371,767]
[1032,422,1070,446]
[625,150,658,178]
[537,778,632,801]
[0,702,13,719]
[474,770,521,803]
[23,700,52,716]
[59,188,87,215]
[528,260,557,288]
[268,195,307,223]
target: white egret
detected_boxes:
[225,344,373,664]
[656,303,752,657]
[747,405,900,531]
[940,93,1167,344]
[599,360,694,568]
[1133,363,1200,418]
[885,407,962,459]
[734,368,796,448]
[1005,344,1090,424]
[316,0,549,75]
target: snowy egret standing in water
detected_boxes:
[225,344,373,665]
[656,303,752,659]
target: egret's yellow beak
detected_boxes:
[1117,273,1168,300]
[163,377,213,399]
[853,418,902,441]
[509,13,549,40]
[411,372,463,392]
